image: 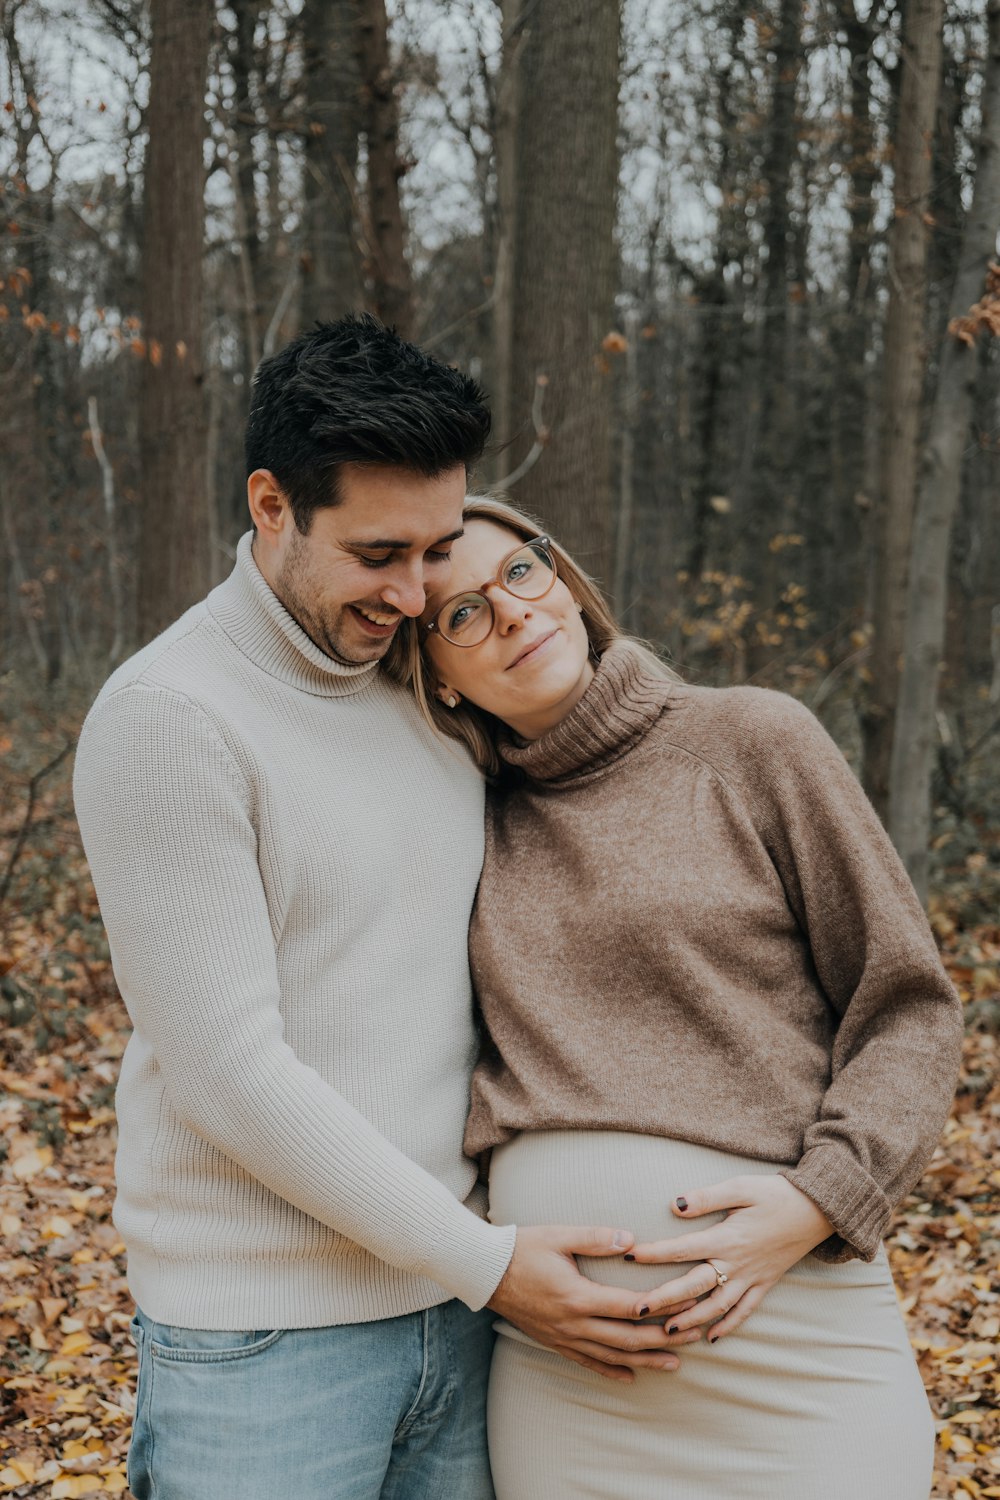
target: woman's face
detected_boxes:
[420,520,594,740]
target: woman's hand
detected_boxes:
[626,1175,834,1342]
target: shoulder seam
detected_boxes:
[85,680,251,809]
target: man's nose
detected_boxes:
[379,563,427,618]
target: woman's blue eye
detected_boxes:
[448,598,486,633]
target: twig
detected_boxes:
[493,374,550,490]
[0,741,76,912]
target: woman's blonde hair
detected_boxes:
[382,493,681,777]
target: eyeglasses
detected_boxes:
[423,536,557,648]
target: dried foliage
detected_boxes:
[0,707,997,1498]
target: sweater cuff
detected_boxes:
[779,1147,890,1263]
[422,1213,517,1312]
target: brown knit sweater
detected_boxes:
[466,642,963,1262]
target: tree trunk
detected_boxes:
[490,0,525,470]
[829,0,877,622]
[137,0,214,643]
[861,0,944,819]
[357,0,414,338]
[888,0,1000,900]
[230,0,266,376]
[745,0,804,630]
[299,0,363,327]
[502,0,621,589]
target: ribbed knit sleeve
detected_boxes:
[740,691,963,1261]
[74,683,515,1311]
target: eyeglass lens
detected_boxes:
[438,542,555,645]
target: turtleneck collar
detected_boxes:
[498,639,677,785]
[206,532,380,697]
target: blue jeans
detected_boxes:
[128,1301,496,1499]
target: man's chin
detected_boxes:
[325,615,400,666]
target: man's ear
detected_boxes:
[248,470,292,537]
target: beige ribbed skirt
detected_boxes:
[487,1131,933,1500]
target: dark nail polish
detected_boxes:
[709,1335,719,1344]
[639,1306,650,1317]
[676,1196,688,1212]
[668,1325,678,1335]
[623,1253,635,1262]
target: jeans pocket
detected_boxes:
[148,1323,286,1363]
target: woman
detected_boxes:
[392,496,962,1500]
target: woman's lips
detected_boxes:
[508,629,557,669]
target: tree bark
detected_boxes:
[745,0,804,626]
[137,0,214,643]
[861,0,944,819]
[357,0,414,338]
[501,0,621,589]
[888,0,1000,900]
[490,0,525,471]
[299,0,364,327]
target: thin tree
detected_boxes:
[889,0,1000,901]
[300,0,364,327]
[137,0,215,642]
[861,0,945,819]
[498,0,621,588]
[357,0,415,338]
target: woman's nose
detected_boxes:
[488,587,532,633]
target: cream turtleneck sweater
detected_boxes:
[468,643,963,1263]
[73,533,516,1329]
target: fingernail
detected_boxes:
[709,1335,719,1344]
[639,1305,650,1317]
[612,1231,631,1250]
[623,1253,635,1262]
[675,1196,688,1212]
[668,1325,678,1334]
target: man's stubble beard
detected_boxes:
[274,529,392,667]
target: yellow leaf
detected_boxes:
[100,1469,128,1493]
[10,1145,53,1180]
[58,1332,93,1357]
[42,1216,74,1240]
[70,1249,95,1265]
[1,1458,35,1483]
[51,1478,104,1499]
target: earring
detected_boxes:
[446,695,458,708]
[576,602,584,613]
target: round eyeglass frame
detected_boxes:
[423,535,557,648]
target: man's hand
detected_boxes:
[487,1225,698,1382]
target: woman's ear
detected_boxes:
[435,686,462,710]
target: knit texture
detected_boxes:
[467,641,963,1261]
[73,532,516,1329]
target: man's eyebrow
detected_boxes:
[344,528,465,550]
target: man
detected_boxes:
[74,316,678,1500]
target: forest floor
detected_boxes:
[0,699,997,1498]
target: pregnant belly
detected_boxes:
[487,1129,786,1300]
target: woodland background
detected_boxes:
[0,0,998,1495]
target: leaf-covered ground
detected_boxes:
[0,713,997,1498]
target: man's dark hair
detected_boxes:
[245,313,491,530]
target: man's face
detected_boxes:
[252,463,467,666]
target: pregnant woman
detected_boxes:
[395,494,962,1500]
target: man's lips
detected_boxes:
[507,629,556,669]
[349,604,402,638]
